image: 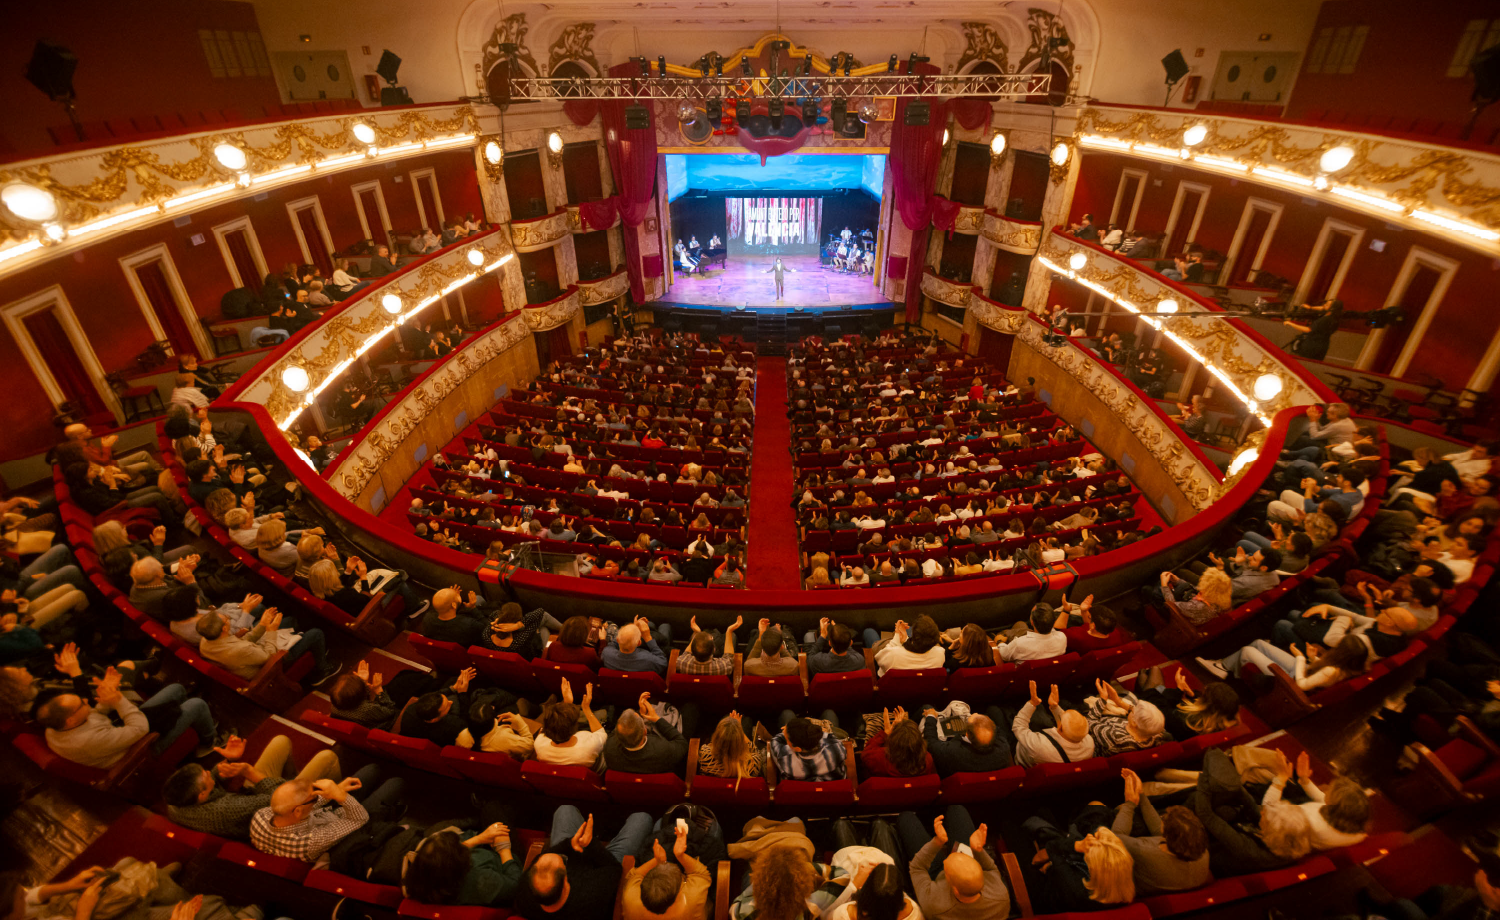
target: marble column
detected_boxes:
[1020,149,1081,317]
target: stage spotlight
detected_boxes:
[769,98,784,129]
[736,100,751,122]
[658,55,666,75]
[638,57,650,77]
[742,57,752,77]
[802,99,818,122]
[698,56,711,77]
[715,55,724,77]
[677,101,696,121]
[707,97,722,122]
[843,56,852,76]
[804,53,812,75]
[887,55,897,73]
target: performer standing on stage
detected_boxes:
[840,225,853,243]
[763,258,797,300]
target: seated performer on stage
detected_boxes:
[688,236,702,258]
[862,246,876,274]
[763,258,797,300]
[708,234,721,250]
[835,240,850,271]
[861,227,874,242]
[674,239,700,274]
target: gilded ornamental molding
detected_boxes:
[981,211,1043,253]
[1076,104,1500,254]
[329,314,534,500]
[523,286,581,332]
[0,105,480,278]
[952,205,985,235]
[233,229,514,428]
[577,268,628,305]
[565,204,620,233]
[511,209,571,252]
[919,270,972,309]
[968,292,1027,333]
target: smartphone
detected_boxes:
[676,818,689,833]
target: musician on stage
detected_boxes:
[763,258,797,300]
[835,238,849,271]
[840,226,853,243]
[674,238,701,274]
[688,236,702,258]
[862,247,875,274]
[708,234,721,249]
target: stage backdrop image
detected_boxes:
[726,197,821,256]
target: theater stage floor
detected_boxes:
[669,254,881,307]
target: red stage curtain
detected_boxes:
[951,98,993,131]
[295,207,333,277]
[134,260,202,359]
[23,308,106,416]
[887,62,948,322]
[600,63,659,302]
[577,196,619,231]
[564,99,599,126]
[931,195,963,237]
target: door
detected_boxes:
[273,51,356,101]
[1305,231,1354,303]
[1223,199,1282,286]
[1372,263,1444,375]
[1164,186,1206,257]
[291,203,334,276]
[1209,51,1300,102]
[22,308,107,417]
[131,260,202,358]
[1231,208,1273,284]
[352,181,390,244]
[1111,169,1147,231]
[222,228,262,290]
[411,169,444,233]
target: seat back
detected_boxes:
[300,711,376,752]
[875,668,948,705]
[368,729,466,778]
[595,667,667,704]
[520,760,608,802]
[736,674,806,711]
[667,671,737,711]
[467,646,545,695]
[855,773,940,809]
[440,747,532,790]
[213,840,312,882]
[687,774,771,810]
[806,670,876,712]
[938,766,1027,804]
[604,770,687,810]
[1024,757,1114,794]
[773,775,856,807]
[946,666,1010,700]
[304,869,404,908]
[407,634,476,674]
[531,659,598,697]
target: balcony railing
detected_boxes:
[510,209,571,252]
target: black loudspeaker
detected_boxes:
[376,50,402,84]
[1474,45,1500,101]
[904,100,930,126]
[380,86,413,106]
[625,104,650,130]
[1161,49,1189,84]
[26,40,77,101]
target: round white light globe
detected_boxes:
[990,134,1007,156]
[213,144,247,171]
[547,131,564,153]
[467,249,485,266]
[1157,298,1178,314]
[1253,373,1284,401]
[677,102,697,121]
[1182,124,1208,147]
[1051,142,1070,166]
[43,223,66,242]
[484,141,503,165]
[858,101,878,123]
[942,128,950,146]
[1319,145,1355,173]
[281,366,310,392]
[1068,252,1087,271]
[381,294,403,314]
[1,183,58,222]
[352,123,376,145]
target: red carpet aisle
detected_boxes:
[746,356,802,589]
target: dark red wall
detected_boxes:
[1284,0,1500,142]
[2,2,281,159]
[504,151,549,218]
[1068,151,1500,389]
[0,148,481,460]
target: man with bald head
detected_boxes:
[601,616,669,674]
[419,586,486,646]
[1012,680,1095,767]
[921,706,1013,775]
[249,764,405,861]
[897,809,1010,919]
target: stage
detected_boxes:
[670,254,881,308]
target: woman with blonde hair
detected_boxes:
[256,518,299,575]
[805,566,831,588]
[697,711,766,789]
[295,532,339,581]
[1027,818,1136,911]
[1163,567,1233,626]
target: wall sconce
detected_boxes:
[1048,140,1073,183]
[479,136,505,180]
[989,133,1008,167]
[546,131,564,169]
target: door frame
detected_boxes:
[1,285,121,421]
[1221,198,1284,285]
[1162,181,1211,256]
[1109,168,1149,231]
[119,244,214,358]
[212,216,269,290]
[351,179,392,243]
[285,196,335,267]
[1372,246,1460,377]
[409,168,444,230]
[1293,217,1365,306]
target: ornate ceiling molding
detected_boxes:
[482,12,541,78]
[957,22,1012,74]
[548,22,602,77]
[982,210,1043,253]
[328,314,534,500]
[1018,9,1075,76]
[1076,105,1500,253]
[232,229,515,428]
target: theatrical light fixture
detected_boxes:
[1313,175,1329,190]
[1253,373,1284,401]
[1051,141,1070,166]
[657,56,666,76]
[638,57,650,77]
[1182,124,1208,146]
[484,141,503,164]
[736,100,751,122]
[1068,252,1087,271]
[858,100,878,124]
[677,101,696,121]
[213,143,248,171]
[706,98,722,122]
[990,134,1007,157]
[281,365,310,392]
[802,99,818,123]
[466,249,485,266]
[769,98,784,129]
[804,54,812,75]
[903,100,930,126]
[741,57,752,77]
[381,293,403,314]
[1319,145,1355,173]
[351,123,376,145]
[1227,447,1259,477]
[1,183,58,222]
[887,55,898,73]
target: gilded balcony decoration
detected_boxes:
[953,205,985,235]
[1075,104,1500,255]
[920,270,973,309]
[328,313,533,500]
[982,210,1043,254]
[523,286,581,331]
[969,291,1027,334]
[0,104,480,278]
[565,203,620,233]
[1036,231,1332,426]
[577,268,629,305]
[231,229,513,428]
[511,209,570,252]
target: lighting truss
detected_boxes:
[495,72,1048,102]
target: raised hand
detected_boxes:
[213,735,247,761]
[1028,680,1041,708]
[690,615,700,633]
[560,677,573,704]
[1295,750,1312,782]
[151,526,167,547]
[1048,684,1060,708]
[354,660,371,682]
[1273,749,1294,782]
[54,642,82,677]
[933,815,948,845]
[571,814,595,852]
[970,823,989,852]
[454,667,478,693]
[1121,768,1142,804]
[652,836,668,865]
